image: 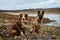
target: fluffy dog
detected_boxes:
[9,12,28,37]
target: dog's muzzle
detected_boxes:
[39,15,43,20]
[22,16,25,20]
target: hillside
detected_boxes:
[0,8,60,13]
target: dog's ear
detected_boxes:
[41,10,44,19]
[19,13,22,18]
[18,13,22,21]
[42,11,44,16]
[25,14,28,19]
[37,11,40,16]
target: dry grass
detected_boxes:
[0,22,60,40]
[0,14,59,40]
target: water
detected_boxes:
[7,13,60,26]
[44,13,60,26]
[44,14,60,22]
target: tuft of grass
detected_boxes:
[43,18,56,24]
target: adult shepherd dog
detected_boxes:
[33,10,44,33]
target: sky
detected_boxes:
[0,0,60,10]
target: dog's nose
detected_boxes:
[23,18,25,20]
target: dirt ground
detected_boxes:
[0,16,60,40]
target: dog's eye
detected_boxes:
[25,14,28,17]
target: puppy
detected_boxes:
[9,12,28,37]
[33,10,44,33]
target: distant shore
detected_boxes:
[0,8,60,14]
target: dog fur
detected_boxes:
[9,12,28,37]
[33,10,44,33]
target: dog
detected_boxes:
[33,10,44,33]
[9,12,28,37]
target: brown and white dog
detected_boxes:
[33,10,44,33]
[9,12,28,37]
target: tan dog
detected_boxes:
[9,12,28,37]
[33,10,44,33]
